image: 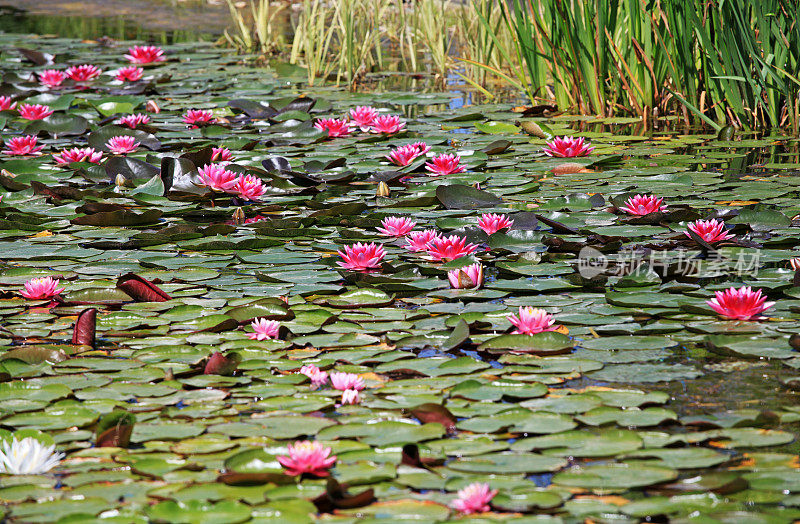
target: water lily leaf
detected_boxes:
[449,452,567,474]
[104,156,160,183]
[147,500,252,524]
[475,121,519,134]
[72,208,163,226]
[553,463,678,490]
[436,184,503,209]
[24,114,88,136]
[478,332,574,354]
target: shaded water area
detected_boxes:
[1,4,800,523]
[0,0,227,42]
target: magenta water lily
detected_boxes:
[277,441,336,477]
[376,216,416,237]
[686,219,734,243]
[337,242,386,271]
[621,194,666,215]
[508,306,560,335]
[707,286,774,320]
[542,136,595,157]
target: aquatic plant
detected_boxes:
[451,482,497,515]
[542,137,594,158]
[707,286,775,320]
[620,194,666,216]
[65,64,101,81]
[247,318,280,340]
[38,69,65,88]
[124,45,165,64]
[115,66,143,82]
[478,213,513,235]
[376,216,417,237]
[448,262,484,289]
[508,306,559,335]
[685,219,735,244]
[53,147,103,165]
[17,103,53,121]
[426,235,478,261]
[3,135,42,156]
[105,136,139,155]
[425,153,465,176]
[337,242,386,270]
[277,441,336,477]
[0,438,63,475]
[19,277,64,299]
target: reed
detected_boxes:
[290,0,337,86]
[335,0,391,87]
[223,0,285,57]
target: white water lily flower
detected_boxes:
[0,437,64,475]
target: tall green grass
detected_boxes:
[466,0,799,131]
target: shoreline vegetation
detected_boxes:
[224,0,800,134]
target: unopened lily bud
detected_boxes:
[232,207,246,225]
[376,181,390,197]
[115,174,128,187]
[145,100,160,113]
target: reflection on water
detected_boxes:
[0,5,216,43]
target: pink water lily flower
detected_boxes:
[330,371,365,391]
[386,144,420,167]
[337,242,386,271]
[314,118,351,138]
[211,147,235,163]
[425,153,466,176]
[386,143,429,167]
[685,219,734,243]
[790,258,800,271]
[125,45,165,64]
[377,216,417,237]
[371,114,405,134]
[3,136,43,156]
[0,96,17,111]
[233,174,266,201]
[508,306,559,335]
[197,163,238,192]
[349,106,378,131]
[18,104,53,121]
[448,263,483,289]
[426,235,478,262]
[451,482,498,515]
[405,229,441,252]
[183,109,215,128]
[621,194,666,216]
[53,147,102,165]
[478,213,513,235]
[341,389,361,405]
[277,441,336,477]
[707,286,774,320]
[115,66,143,82]
[106,136,139,155]
[65,64,101,82]
[410,142,431,155]
[542,136,594,157]
[115,114,150,129]
[247,317,280,340]
[38,69,66,88]
[300,364,328,388]
[20,277,64,299]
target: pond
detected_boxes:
[1,6,800,524]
